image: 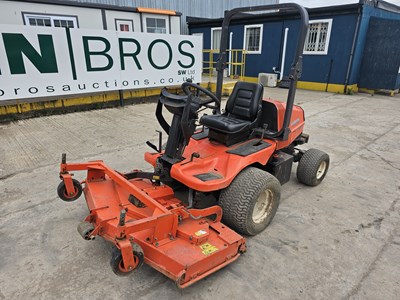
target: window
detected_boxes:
[23,13,78,28]
[211,27,221,51]
[115,19,134,32]
[303,19,333,55]
[146,18,167,34]
[243,25,263,54]
[53,19,75,28]
[27,16,51,27]
[120,24,129,31]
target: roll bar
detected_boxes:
[215,3,309,140]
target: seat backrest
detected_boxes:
[225,81,263,121]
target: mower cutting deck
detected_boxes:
[58,159,245,288]
[57,3,330,288]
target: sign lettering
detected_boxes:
[0,25,202,101]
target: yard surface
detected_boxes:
[0,88,399,299]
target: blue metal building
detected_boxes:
[188,0,400,93]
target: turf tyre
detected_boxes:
[219,167,281,236]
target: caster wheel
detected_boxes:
[110,243,144,276]
[57,179,82,202]
[77,221,95,240]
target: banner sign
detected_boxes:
[0,25,202,101]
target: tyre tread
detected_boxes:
[219,167,280,235]
[296,148,329,186]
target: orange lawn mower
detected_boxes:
[57,3,329,288]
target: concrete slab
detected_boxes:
[0,88,399,299]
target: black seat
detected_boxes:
[200,81,263,146]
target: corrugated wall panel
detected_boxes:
[358,17,400,90]
[69,0,278,33]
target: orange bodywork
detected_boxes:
[145,99,305,192]
[267,99,305,150]
[60,161,245,288]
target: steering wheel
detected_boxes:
[181,82,220,110]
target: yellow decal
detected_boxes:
[195,230,207,236]
[200,243,218,255]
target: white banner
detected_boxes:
[0,25,202,101]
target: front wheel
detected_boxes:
[297,149,330,186]
[219,167,281,236]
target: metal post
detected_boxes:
[228,32,233,77]
[119,90,124,107]
[280,28,289,81]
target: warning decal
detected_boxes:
[200,243,218,255]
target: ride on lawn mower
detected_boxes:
[57,3,329,288]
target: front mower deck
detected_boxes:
[61,160,245,288]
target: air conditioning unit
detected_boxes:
[258,73,278,87]
[258,73,269,86]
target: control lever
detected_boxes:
[146,141,159,152]
[191,152,200,160]
[146,130,163,153]
[181,152,200,165]
[253,123,268,146]
[260,123,268,140]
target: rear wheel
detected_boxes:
[296,149,329,186]
[219,167,281,236]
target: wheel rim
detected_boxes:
[252,189,274,224]
[118,255,139,273]
[316,161,327,180]
[63,186,78,198]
